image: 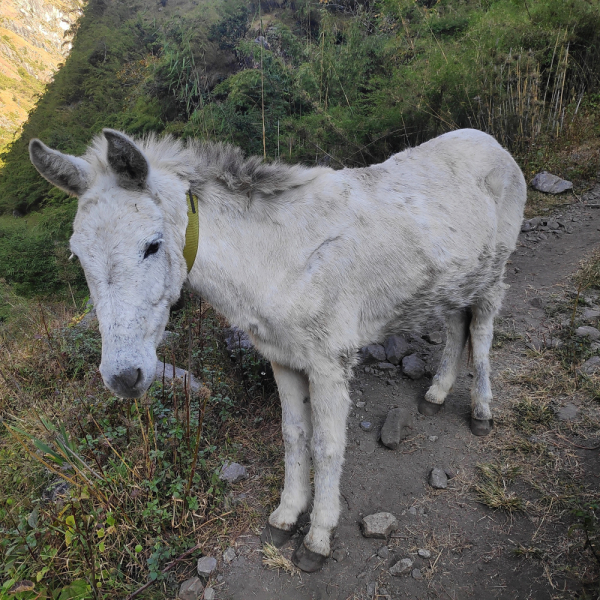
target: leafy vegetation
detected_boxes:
[0,291,280,599]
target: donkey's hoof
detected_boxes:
[261,523,295,548]
[292,541,328,572]
[418,399,444,416]
[470,418,493,436]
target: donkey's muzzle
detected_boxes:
[109,367,144,398]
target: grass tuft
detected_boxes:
[473,462,524,512]
[260,543,299,575]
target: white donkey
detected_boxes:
[30,128,526,572]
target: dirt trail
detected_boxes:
[219,192,600,600]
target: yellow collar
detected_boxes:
[183,191,199,273]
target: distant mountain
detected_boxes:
[0,0,84,155]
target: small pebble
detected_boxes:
[332,547,347,562]
[356,401,366,408]
[360,421,373,431]
[408,506,418,516]
[366,582,376,596]
[428,467,448,489]
[412,568,423,580]
[197,556,217,577]
[223,547,236,563]
[361,512,398,538]
[204,588,215,600]
[389,557,413,576]
[377,546,390,559]
[219,463,248,484]
[418,549,431,559]
[428,435,438,442]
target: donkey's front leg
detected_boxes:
[262,361,312,547]
[292,369,351,572]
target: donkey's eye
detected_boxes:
[144,241,161,259]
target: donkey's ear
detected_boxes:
[29,139,90,197]
[103,129,148,187]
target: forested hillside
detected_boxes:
[1,0,600,298]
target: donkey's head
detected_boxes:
[29,130,190,398]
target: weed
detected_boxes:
[513,396,555,432]
[473,462,524,512]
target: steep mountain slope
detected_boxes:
[0,0,84,155]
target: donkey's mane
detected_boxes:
[85,132,326,197]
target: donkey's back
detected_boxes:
[279,129,525,361]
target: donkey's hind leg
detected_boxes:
[262,362,312,547]
[469,283,506,436]
[420,309,470,416]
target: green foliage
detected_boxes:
[0,292,273,598]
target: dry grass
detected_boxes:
[260,543,299,575]
[473,462,524,512]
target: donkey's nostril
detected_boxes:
[113,367,142,391]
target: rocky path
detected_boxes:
[212,191,600,600]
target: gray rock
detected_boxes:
[423,331,443,345]
[360,421,373,431]
[380,408,414,450]
[155,360,202,392]
[383,335,411,365]
[576,326,600,341]
[548,220,560,230]
[332,547,347,562]
[581,355,600,374]
[389,558,413,576]
[376,362,397,371]
[530,297,544,309]
[197,556,218,577]
[521,220,534,233]
[377,546,390,559]
[412,568,423,580]
[417,549,431,559]
[361,512,398,539]
[360,344,387,364]
[356,401,366,408]
[224,326,253,352]
[402,354,426,380]
[219,463,248,484]
[223,547,236,563]
[408,506,418,516]
[583,308,600,320]
[428,435,438,442]
[179,577,204,600]
[366,582,376,596]
[204,588,216,600]
[428,467,448,489]
[557,403,579,422]
[531,172,573,194]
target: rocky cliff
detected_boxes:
[0,0,84,154]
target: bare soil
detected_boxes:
[215,190,600,600]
